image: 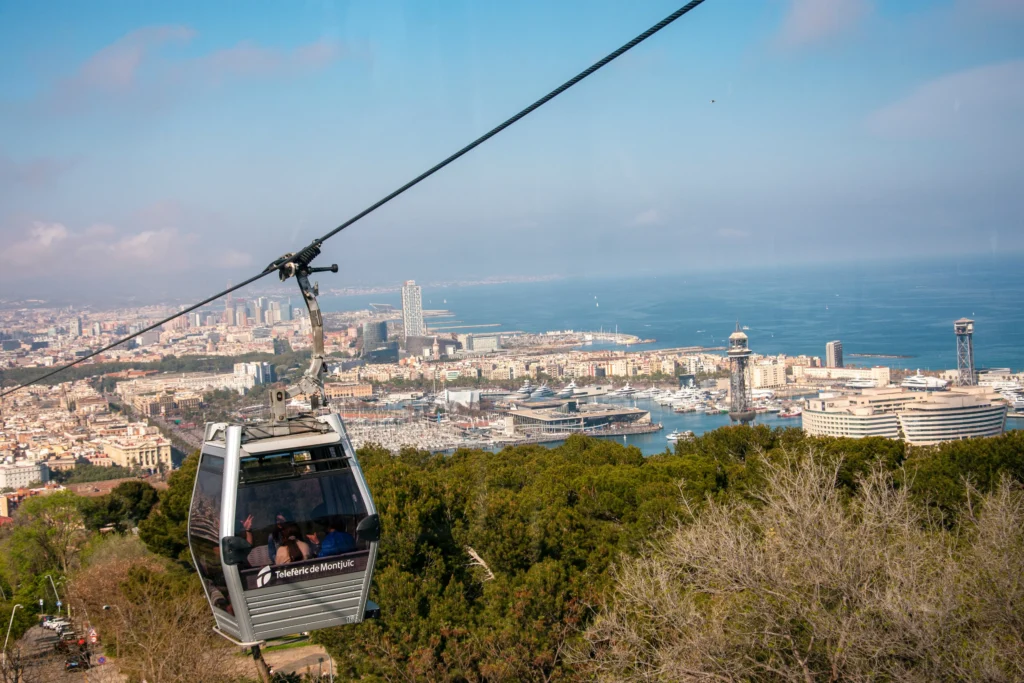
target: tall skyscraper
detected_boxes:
[402,280,425,338]
[70,317,82,337]
[955,318,976,386]
[727,324,755,425]
[825,340,844,368]
[281,299,293,322]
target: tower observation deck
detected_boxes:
[954,318,976,387]
[727,324,755,424]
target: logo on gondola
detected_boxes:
[256,565,273,588]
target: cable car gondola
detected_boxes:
[187,249,380,646]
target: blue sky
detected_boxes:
[0,0,1022,301]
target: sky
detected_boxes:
[0,0,1022,302]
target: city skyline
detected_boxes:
[1,0,1023,300]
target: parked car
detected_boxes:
[55,633,79,654]
[65,653,90,672]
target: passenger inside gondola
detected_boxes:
[319,517,356,556]
[275,523,314,564]
[235,446,370,566]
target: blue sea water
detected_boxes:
[325,254,1024,372]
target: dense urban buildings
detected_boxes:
[826,340,843,368]
[402,280,425,338]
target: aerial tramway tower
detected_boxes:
[727,323,755,425]
[955,318,976,386]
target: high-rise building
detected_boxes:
[235,305,248,327]
[826,340,844,368]
[402,280,425,338]
[727,324,755,424]
[70,317,82,337]
[281,299,293,322]
[362,321,388,355]
[92,322,102,337]
[955,318,976,386]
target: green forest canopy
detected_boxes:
[135,426,1024,681]
[3,425,1021,681]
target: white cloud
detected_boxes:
[777,0,871,48]
[0,221,213,274]
[867,60,1024,138]
[39,26,346,115]
[628,209,662,227]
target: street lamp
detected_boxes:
[44,575,62,616]
[3,604,23,670]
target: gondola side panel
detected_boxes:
[187,437,242,640]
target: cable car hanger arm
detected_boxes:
[273,243,336,410]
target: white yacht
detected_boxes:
[530,384,555,399]
[514,380,534,397]
[556,381,578,399]
[614,383,637,396]
[901,372,949,392]
[845,379,877,389]
[666,429,694,442]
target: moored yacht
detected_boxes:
[614,383,637,396]
[901,371,949,392]
[530,384,555,399]
[556,380,578,399]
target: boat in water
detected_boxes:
[901,371,949,392]
[530,384,555,399]
[514,380,534,397]
[613,383,637,396]
[844,378,877,389]
[778,406,803,418]
[666,429,694,442]
[556,380,578,399]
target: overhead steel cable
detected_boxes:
[311,0,707,247]
[0,0,708,399]
[0,270,270,398]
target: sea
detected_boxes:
[323,254,1024,455]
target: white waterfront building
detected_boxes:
[802,387,1006,446]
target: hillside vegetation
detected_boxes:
[1,426,1021,682]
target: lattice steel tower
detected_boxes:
[954,318,976,386]
[727,323,755,424]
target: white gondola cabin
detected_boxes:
[187,249,379,647]
[189,411,380,645]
